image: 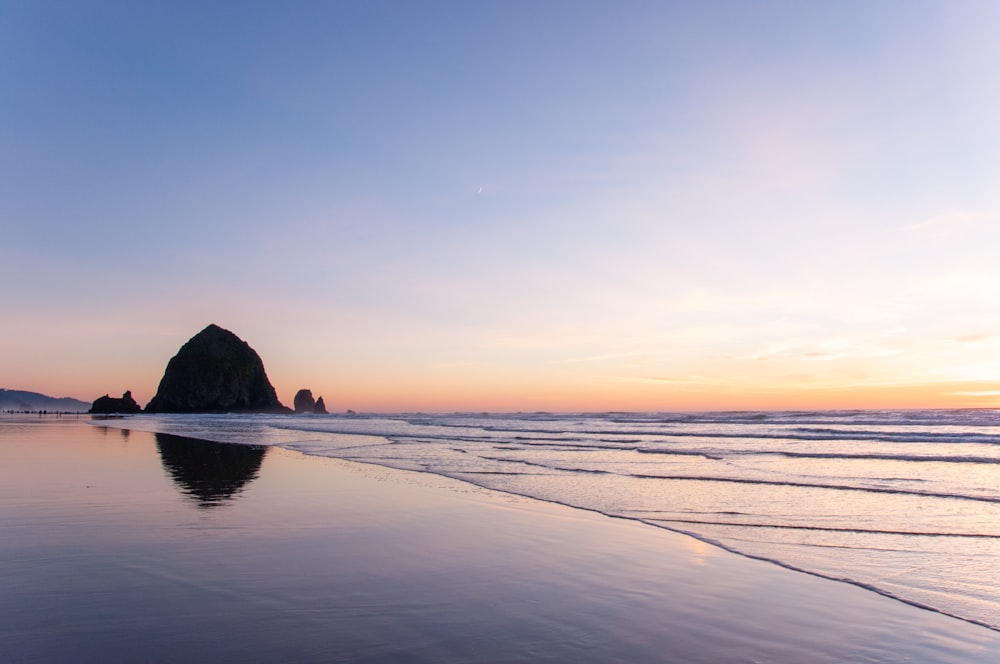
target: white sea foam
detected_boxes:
[94,409,1000,631]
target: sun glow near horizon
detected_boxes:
[7,330,1000,414]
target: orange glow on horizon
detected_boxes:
[11,371,1000,415]
[267,377,1000,414]
[10,325,1000,414]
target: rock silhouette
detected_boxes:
[89,390,142,414]
[294,389,316,413]
[145,324,290,413]
[294,388,328,414]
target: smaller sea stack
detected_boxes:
[294,389,328,414]
[89,390,142,414]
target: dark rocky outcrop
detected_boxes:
[294,389,316,413]
[145,324,290,414]
[294,389,328,414]
[89,390,142,414]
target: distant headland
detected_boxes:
[0,389,90,414]
[88,324,328,415]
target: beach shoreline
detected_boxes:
[3,416,1000,662]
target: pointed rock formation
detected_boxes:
[89,390,142,414]
[145,324,290,413]
[314,396,328,414]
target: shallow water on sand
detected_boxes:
[4,417,1000,662]
[101,409,1000,632]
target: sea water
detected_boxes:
[97,409,1000,632]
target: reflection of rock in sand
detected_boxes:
[155,432,268,508]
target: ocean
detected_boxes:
[96,409,1000,633]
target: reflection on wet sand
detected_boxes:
[155,432,268,508]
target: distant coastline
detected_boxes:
[0,389,89,414]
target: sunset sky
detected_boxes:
[4,1,1000,412]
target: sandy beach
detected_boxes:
[2,417,999,663]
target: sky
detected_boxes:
[3,1,1000,412]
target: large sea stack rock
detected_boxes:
[90,390,142,414]
[145,324,290,414]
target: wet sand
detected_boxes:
[2,417,999,663]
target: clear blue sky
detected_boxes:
[3,1,1000,411]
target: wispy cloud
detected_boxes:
[955,333,999,344]
[952,390,1000,397]
[903,210,1000,234]
[612,375,708,386]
